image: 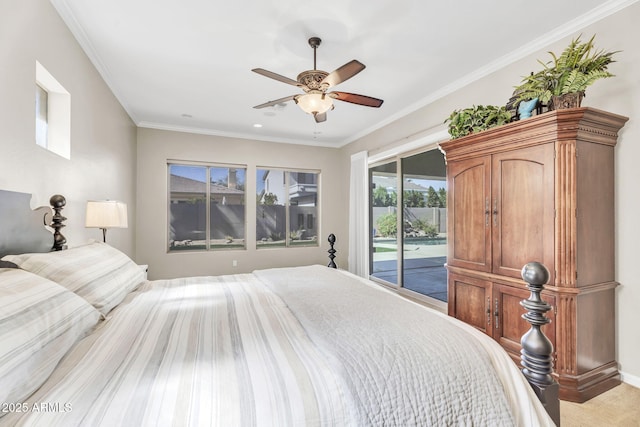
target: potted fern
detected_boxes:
[514,34,617,110]
[445,105,511,139]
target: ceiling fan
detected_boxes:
[252,37,384,123]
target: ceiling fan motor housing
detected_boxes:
[297,70,329,92]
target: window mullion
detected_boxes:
[206,167,211,250]
[285,171,290,247]
[397,157,403,288]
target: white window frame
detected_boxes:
[167,161,247,252]
[256,167,320,249]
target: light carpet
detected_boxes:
[560,383,640,426]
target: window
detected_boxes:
[35,61,70,159]
[256,169,319,248]
[168,163,246,251]
[35,84,48,149]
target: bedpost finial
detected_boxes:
[50,194,66,208]
[49,194,67,251]
[327,234,337,268]
[521,261,549,286]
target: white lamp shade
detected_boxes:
[296,93,333,115]
[85,200,128,228]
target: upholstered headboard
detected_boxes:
[0,190,54,261]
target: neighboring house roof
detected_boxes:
[372,176,430,192]
[170,174,206,193]
[404,181,429,191]
[211,183,244,195]
[170,174,243,195]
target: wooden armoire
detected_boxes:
[439,107,628,402]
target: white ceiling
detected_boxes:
[51,0,630,148]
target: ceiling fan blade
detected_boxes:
[252,68,301,87]
[329,91,384,108]
[314,112,327,123]
[321,60,365,87]
[253,95,296,109]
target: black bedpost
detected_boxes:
[520,262,560,426]
[49,195,67,251]
[327,233,337,268]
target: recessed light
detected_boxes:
[253,123,263,128]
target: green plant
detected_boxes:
[412,218,439,238]
[269,232,283,241]
[426,186,445,208]
[403,190,426,208]
[289,229,305,240]
[262,192,278,205]
[372,186,394,207]
[445,105,511,139]
[376,212,397,237]
[514,34,617,105]
[438,187,447,208]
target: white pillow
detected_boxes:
[2,241,146,316]
[0,268,101,414]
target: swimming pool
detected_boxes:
[404,237,446,246]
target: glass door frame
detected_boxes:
[369,158,403,290]
[368,143,448,311]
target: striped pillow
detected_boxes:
[2,241,146,316]
[0,268,101,413]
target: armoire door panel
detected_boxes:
[491,144,555,280]
[448,273,491,335]
[447,157,491,272]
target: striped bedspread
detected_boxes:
[1,265,553,426]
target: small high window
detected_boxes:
[35,61,70,159]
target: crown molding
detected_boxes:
[51,0,638,148]
[343,0,639,147]
[136,121,343,148]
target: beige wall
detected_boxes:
[136,128,346,279]
[0,0,137,255]
[340,4,640,384]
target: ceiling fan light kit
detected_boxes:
[252,37,383,123]
[295,92,333,115]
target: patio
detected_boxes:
[372,256,447,302]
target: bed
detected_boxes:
[0,190,557,426]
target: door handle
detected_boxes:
[486,297,491,326]
[494,298,500,329]
[492,198,498,226]
[485,198,490,226]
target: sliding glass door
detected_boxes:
[401,150,447,301]
[369,148,447,304]
[370,161,398,285]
